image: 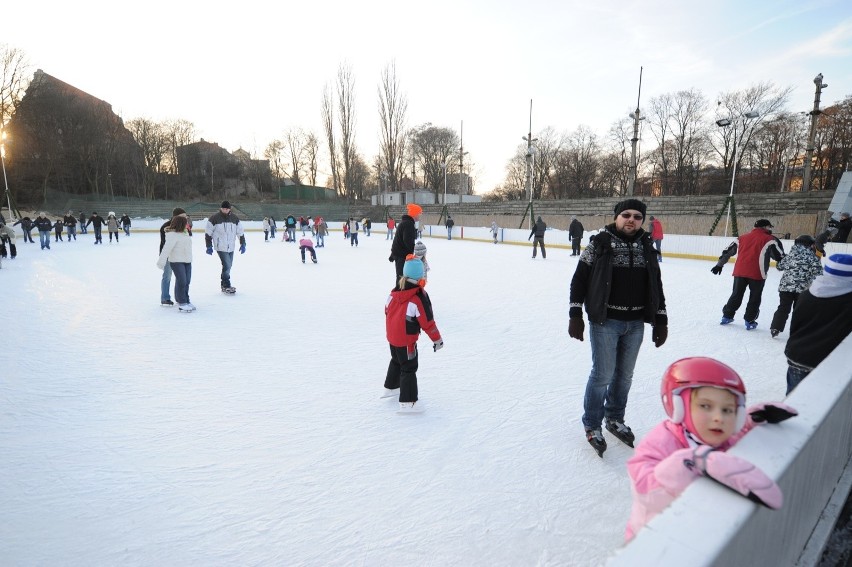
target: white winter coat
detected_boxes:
[157,230,193,269]
[205,212,245,252]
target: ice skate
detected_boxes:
[380,388,398,399]
[221,286,237,294]
[586,428,607,457]
[745,321,758,331]
[397,401,424,414]
[605,418,635,448]
[720,317,735,325]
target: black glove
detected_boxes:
[750,403,798,424]
[711,265,723,275]
[206,246,213,255]
[652,325,668,348]
[568,318,584,341]
[388,254,394,263]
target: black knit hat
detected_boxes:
[613,198,647,220]
[221,200,231,209]
[754,219,773,228]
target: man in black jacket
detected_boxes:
[529,216,547,258]
[33,212,53,250]
[390,203,422,282]
[13,216,34,243]
[568,198,668,457]
[568,216,584,256]
[86,212,106,244]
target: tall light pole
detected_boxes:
[458,120,468,200]
[802,73,828,192]
[522,99,538,229]
[717,110,759,237]
[627,67,644,196]
[1,130,12,221]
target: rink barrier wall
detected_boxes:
[608,334,852,566]
[17,221,851,258]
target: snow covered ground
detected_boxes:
[2,222,795,565]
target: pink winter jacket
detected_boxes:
[624,419,754,541]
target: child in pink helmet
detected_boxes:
[625,357,796,541]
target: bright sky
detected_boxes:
[6,0,852,193]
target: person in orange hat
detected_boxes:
[390,203,422,282]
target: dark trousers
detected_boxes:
[384,344,419,402]
[770,291,799,332]
[571,237,581,255]
[93,227,102,243]
[394,256,406,282]
[170,261,192,305]
[300,246,316,261]
[23,230,34,243]
[722,277,766,322]
[0,240,16,258]
[350,233,359,246]
[532,236,546,258]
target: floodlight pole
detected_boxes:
[802,73,827,192]
[1,131,12,221]
[522,99,538,230]
[627,66,643,196]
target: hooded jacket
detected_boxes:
[205,211,246,253]
[776,244,823,293]
[385,282,441,350]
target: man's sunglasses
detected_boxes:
[619,213,644,221]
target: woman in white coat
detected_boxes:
[157,215,195,312]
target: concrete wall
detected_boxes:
[418,224,852,260]
[608,334,852,566]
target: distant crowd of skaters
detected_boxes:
[2,210,133,253]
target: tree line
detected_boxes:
[1,42,849,206]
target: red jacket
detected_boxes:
[721,228,785,280]
[385,283,441,350]
[387,218,396,229]
[649,219,664,240]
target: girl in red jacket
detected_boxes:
[382,255,443,413]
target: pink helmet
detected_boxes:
[661,357,747,436]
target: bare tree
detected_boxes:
[711,83,791,177]
[321,83,341,195]
[127,118,168,198]
[284,127,307,184]
[551,126,600,198]
[647,89,710,195]
[377,61,408,192]
[337,63,358,199]
[305,132,320,186]
[0,44,29,128]
[410,123,459,194]
[264,139,285,182]
[163,118,195,175]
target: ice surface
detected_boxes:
[1,222,790,565]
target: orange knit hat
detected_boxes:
[407,203,423,217]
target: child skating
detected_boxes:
[625,357,795,541]
[299,238,317,263]
[381,255,443,413]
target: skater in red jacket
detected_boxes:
[711,219,785,330]
[382,255,443,413]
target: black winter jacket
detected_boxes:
[569,225,667,326]
[391,214,417,259]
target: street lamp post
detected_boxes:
[1,130,12,221]
[802,73,828,192]
[717,110,759,237]
[522,99,538,230]
[627,67,644,196]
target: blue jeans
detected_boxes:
[447,227,452,240]
[316,234,324,247]
[161,262,173,301]
[123,226,130,236]
[80,220,87,234]
[217,251,234,288]
[582,318,645,429]
[171,262,192,304]
[387,229,394,240]
[67,224,76,240]
[287,227,296,241]
[39,230,51,249]
[786,364,810,395]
